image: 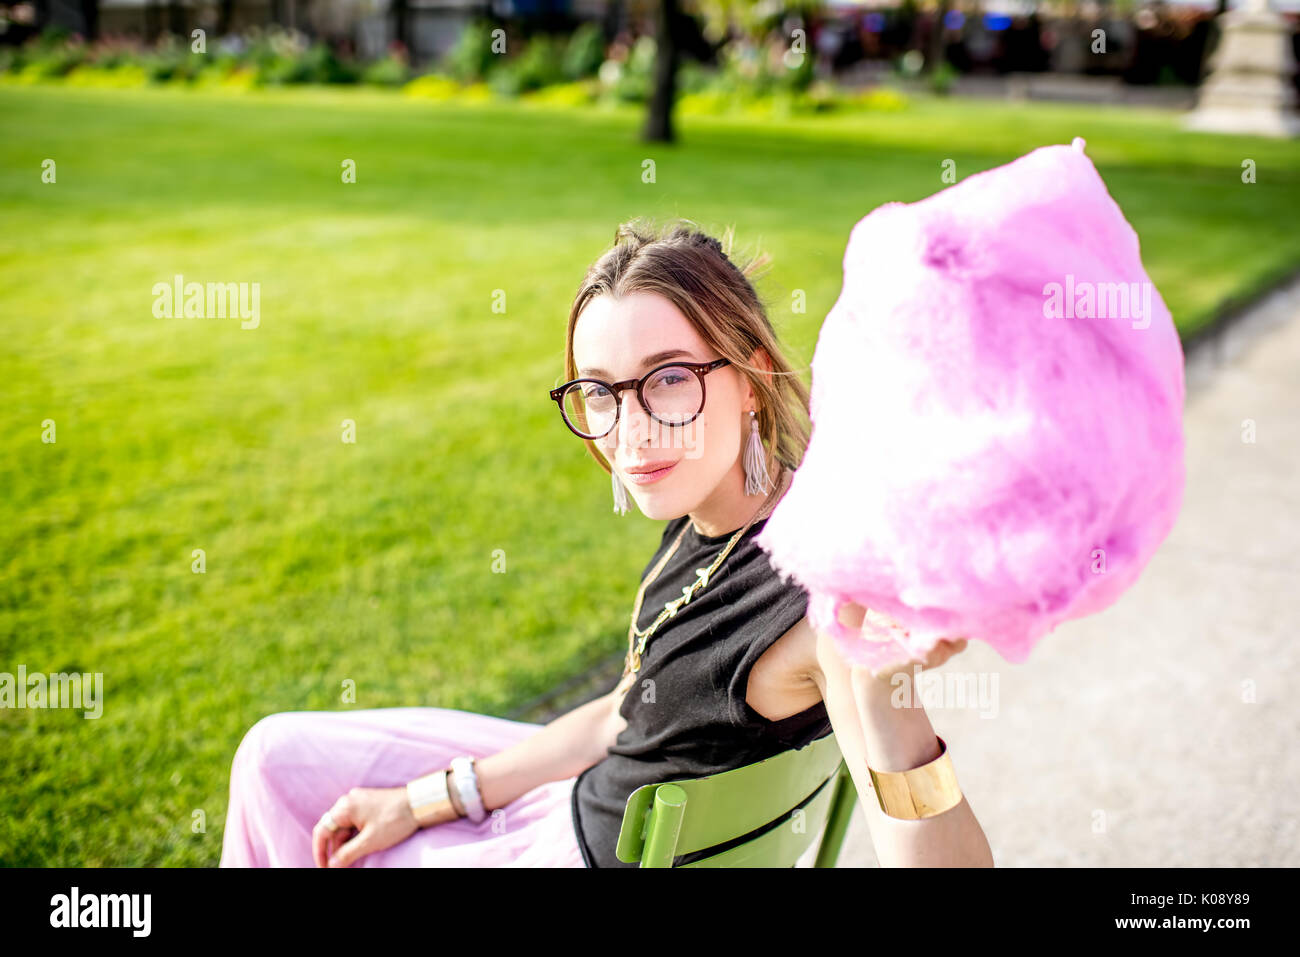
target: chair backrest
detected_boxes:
[614,732,859,867]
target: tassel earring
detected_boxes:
[611,469,630,515]
[743,409,773,496]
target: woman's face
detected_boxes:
[572,291,752,521]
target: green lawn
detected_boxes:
[2,83,1298,866]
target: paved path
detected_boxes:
[821,276,1300,866]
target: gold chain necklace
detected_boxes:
[614,466,789,697]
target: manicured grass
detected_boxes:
[1,83,1297,866]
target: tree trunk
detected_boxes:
[143,0,159,42]
[604,0,624,42]
[217,0,235,35]
[643,0,680,143]
[167,0,185,37]
[927,0,951,73]
[392,0,409,50]
[80,0,99,39]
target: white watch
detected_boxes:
[449,756,487,823]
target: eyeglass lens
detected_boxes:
[561,365,703,437]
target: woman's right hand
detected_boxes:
[311,785,423,867]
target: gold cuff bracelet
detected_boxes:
[867,735,963,820]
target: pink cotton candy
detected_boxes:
[756,138,1186,670]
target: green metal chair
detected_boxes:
[614,732,859,867]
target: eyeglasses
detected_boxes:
[549,358,731,440]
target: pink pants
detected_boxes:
[219,706,585,867]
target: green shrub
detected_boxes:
[792,78,838,113]
[317,45,361,84]
[258,54,298,85]
[609,35,655,103]
[706,41,782,103]
[773,41,815,94]
[402,72,463,101]
[677,88,734,115]
[140,49,205,84]
[90,44,142,71]
[17,40,87,80]
[485,34,565,97]
[0,47,22,74]
[192,53,243,88]
[676,59,711,95]
[517,34,567,92]
[929,61,957,95]
[361,52,409,86]
[562,22,606,81]
[31,25,74,50]
[259,43,358,85]
[293,43,357,84]
[844,85,909,111]
[522,78,596,107]
[441,19,501,84]
[63,62,149,88]
[239,34,281,76]
[487,60,523,97]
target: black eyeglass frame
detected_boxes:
[548,357,732,440]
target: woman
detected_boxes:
[219,218,994,868]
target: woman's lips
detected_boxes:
[624,462,677,485]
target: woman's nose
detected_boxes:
[616,390,653,446]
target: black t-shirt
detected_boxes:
[570,512,832,867]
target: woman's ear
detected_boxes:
[749,347,775,392]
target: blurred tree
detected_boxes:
[393,0,410,49]
[604,0,626,42]
[167,0,185,36]
[927,0,951,74]
[217,0,236,35]
[643,0,684,141]
[643,0,817,143]
[80,0,99,39]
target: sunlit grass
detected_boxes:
[1,83,1297,865]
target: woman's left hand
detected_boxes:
[867,636,968,683]
[311,785,420,868]
[837,600,968,683]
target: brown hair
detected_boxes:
[560,216,812,508]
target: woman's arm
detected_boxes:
[456,686,628,813]
[313,688,627,867]
[810,610,994,867]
